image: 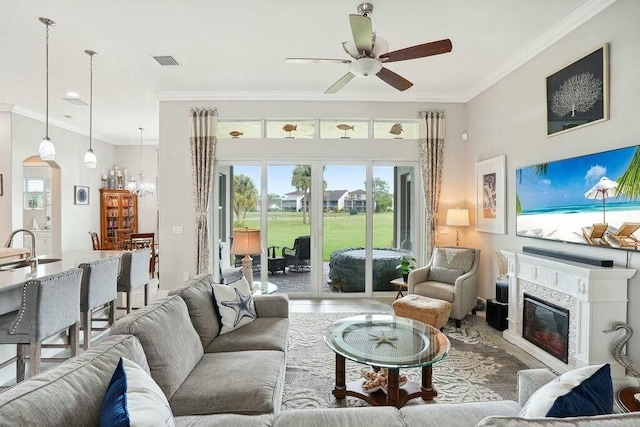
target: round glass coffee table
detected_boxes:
[324,314,450,408]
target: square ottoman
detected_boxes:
[392,294,452,330]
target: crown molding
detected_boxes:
[155,90,467,104]
[464,0,618,101]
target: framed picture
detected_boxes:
[74,185,90,205]
[476,155,506,234]
[546,44,609,136]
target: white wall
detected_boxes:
[467,0,640,360]
[0,112,12,241]
[9,113,117,250]
[159,100,468,288]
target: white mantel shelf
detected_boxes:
[501,250,636,380]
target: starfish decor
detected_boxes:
[220,288,256,327]
[368,332,398,348]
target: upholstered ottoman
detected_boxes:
[392,294,452,330]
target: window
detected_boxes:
[24,178,45,210]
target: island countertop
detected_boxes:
[0,250,127,294]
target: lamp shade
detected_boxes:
[446,208,470,227]
[84,149,97,168]
[231,228,263,256]
[39,137,55,161]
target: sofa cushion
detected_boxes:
[477,413,640,426]
[0,335,148,427]
[111,296,204,401]
[432,247,475,272]
[212,277,257,335]
[169,350,285,416]
[414,281,455,303]
[402,401,521,426]
[205,317,289,353]
[427,266,465,284]
[175,414,273,426]
[519,364,613,418]
[168,273,219,349]
[99,357,175,427]
[273,407,404,427]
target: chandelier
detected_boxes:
[126,127,155,197]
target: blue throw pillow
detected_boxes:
[99,357,175,427]
[519,364,613,418]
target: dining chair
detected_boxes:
[115,228,134,250]
[88,231,101,250]
[130,233,157,278]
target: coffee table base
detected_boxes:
[332,353,437,408]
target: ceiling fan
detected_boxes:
[285,3,453,94]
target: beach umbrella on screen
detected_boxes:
[584,176,619,222]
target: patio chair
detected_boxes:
[581,223,609,246]
[283,235,311,271]
[607,222,640,249]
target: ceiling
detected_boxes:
[0,0,615,145]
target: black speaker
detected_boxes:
[486,299,508,331]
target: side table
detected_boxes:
[615,386,640,412]
[390,278,407,300]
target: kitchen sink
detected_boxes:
[0,258,61,271]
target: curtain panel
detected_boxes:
[189,108,218,274]
[418,110,446,259]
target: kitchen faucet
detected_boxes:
[4,228,38,268]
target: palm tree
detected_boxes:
[291,165,311,224]
[233,174,258,224]
[616,146,640,200]
[516,163,548,215]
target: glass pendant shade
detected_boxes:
[128,127,155,197]
[39,137,55,160]
[84,148,97,168]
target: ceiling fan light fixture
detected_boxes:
[349,57,382,77]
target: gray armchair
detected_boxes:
[407,246,480,328]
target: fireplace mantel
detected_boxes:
[501,250,636,380]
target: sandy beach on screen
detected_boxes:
[517,210,640,247]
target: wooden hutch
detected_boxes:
[99,189,138,249]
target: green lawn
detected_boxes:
[238,211,394,260]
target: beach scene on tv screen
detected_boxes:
[516,145,640,250]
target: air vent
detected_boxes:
[63,97,87,106]
[153,55,180,66]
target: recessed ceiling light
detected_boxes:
[66,91,80,98]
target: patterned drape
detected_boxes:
[418,110,446,259]
[189,108,218,274]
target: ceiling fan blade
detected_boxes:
[325,72,355,94]
[376,67,413,91]
[349,14,373,55]
[285,58,351,64]
[379,39,452,63]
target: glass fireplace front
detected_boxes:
[522,293,569,363]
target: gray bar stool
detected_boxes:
[117,248,151,314]
[79,257,119,350]
[0,269,82,382]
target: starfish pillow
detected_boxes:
[212,277,257,334]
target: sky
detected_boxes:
[516,145,636,210]
[234,165,396,197]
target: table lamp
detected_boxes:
[231,227,263,286]
[446,208,469,246]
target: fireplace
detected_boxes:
[522,294,569,364]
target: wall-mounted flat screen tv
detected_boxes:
[516,145,640,251]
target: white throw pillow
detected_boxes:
[212,276,257,334]
[99,357,175,427]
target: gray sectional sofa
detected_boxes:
[1,273,639,426]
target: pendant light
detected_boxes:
[127,128,155,197]
[84,50,97,168]
[38,17,56,161]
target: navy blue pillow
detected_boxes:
[99,357,129,426]
[546,364,613,417]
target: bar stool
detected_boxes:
[79,257,119,350]
[117,248,151,314]
[0,269,82,382]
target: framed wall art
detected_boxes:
[476,155,506,234]
[546,44,609,136]
[74,185,89,205]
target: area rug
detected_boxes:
[282,312,529,410]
